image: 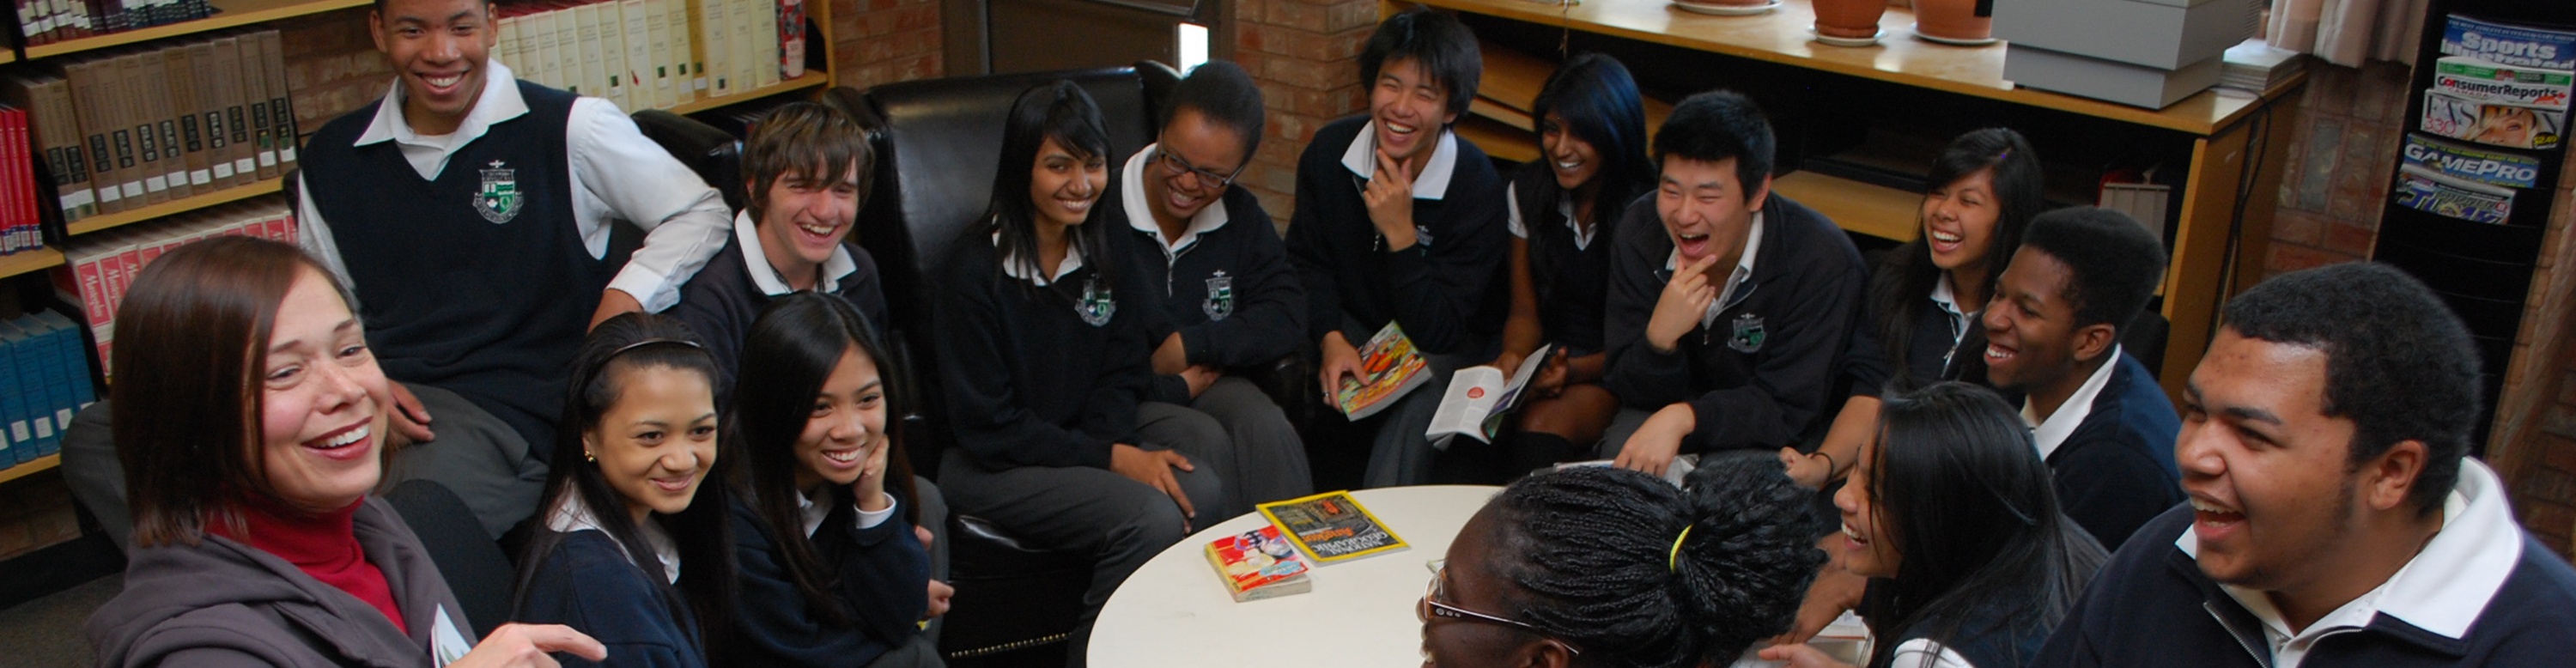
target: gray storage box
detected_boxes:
[1991,0,2256,70]
[2005,43,2223,108]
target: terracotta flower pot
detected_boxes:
[1913,0,1991,42]
[1814,0,1888,39]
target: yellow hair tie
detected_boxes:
[1667,525,1693,571]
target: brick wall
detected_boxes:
[2260,61,2413,276]
[1234,0,1377,223]
[2490,162,2576,558]
[831,0,943,89]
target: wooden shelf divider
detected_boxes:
[68,178,286,236]
[0,454,62,486]
[25,0,372,61]
[669,71,829,116]
[0,247,66,279]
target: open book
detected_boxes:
[1425,344,1553,449]
[1335,322,1431,420]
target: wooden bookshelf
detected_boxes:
[0,454,60,485]
[25,0,372,60]
[670,71,829,116]
[1771,171,1918,242]
[0,247,66,279]
[68,178,285,236]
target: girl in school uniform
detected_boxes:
[1442,52,1657,482]
[1785,129,2045,489]
[1761,382,2106,668]
[513,314,736,668]
[723,292,949,667]
[928,80,1227,664]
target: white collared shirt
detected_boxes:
[994,230,1086,287]
[2176,458,2526,668]
[2021,344,2124,461]
[544,489,680,584]
[1504,182,1595,251]
[733,210,858,295]
[796,489,898,538]
[1929,274,1971,344]
[1663,212,1765,331]
[295,60,732,313]
[1340,121,1460,200]
[1121,144,1232,257]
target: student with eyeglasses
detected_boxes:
[1105,61,1314,519]
[1420,453,1825,668]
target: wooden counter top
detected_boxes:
[1406,0,2300,136]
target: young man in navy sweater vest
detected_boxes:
[1983,208,2183,550]
[295,0,732,537]
[1285,9,1510,488]
[2038,263,2576,667]
[1106,62,1313,516]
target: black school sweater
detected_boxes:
[1285,116,1510,357]
[1109,173,1306,404]
[932,228,1155,471]
[666,233,890,397]
[1509,163,1619,355]
[1600,192,1868,452]
[726,495,928,667]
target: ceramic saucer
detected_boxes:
[1911,23,1999,46]
[1674,0,1782,16]
[1809,26,1883,47]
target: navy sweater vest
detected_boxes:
[302,82,597,458]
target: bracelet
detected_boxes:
[1813,450,1839,480]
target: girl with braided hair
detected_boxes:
[1421,452,1826,668]
[1762,382,2105,668]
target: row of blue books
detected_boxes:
[2,309,94,466]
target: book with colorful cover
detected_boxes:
[1204,525,1312,602]
[1335,321,1431,420]
[1426,343,1553,448]
[1258,490,1408,563]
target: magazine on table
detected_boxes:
[1204,525,1313,602]
[1425,343,1555,449]
[1334,321,1431,420]
[1257,490,1409,563]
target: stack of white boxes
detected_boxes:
[1990,0,2257,108]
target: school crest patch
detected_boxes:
[1077,276,1116,327]
[1202,270,1235,321]
[473,160,523,224]
[1728,313,1766,353]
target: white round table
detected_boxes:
[1088,485,1502,667]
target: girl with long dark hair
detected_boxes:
[929,80,1225,663]
[1784,129,2044,488]
[1450,52,1657,481]
[1763,382,2105,668]
[724,292,948,666]
[513,313,737,668]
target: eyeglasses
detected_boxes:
[1153,141,1248,191]
[1418,560,1583,656]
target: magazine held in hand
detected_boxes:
[1334,322,1431,419]
[1425,343,1553,449]
[1257,491,1408,562]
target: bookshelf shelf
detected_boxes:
[669,71,829,116]
[1453,116,1920,243]
[68,178,286,236]
[0,454,60,485]
[0,247,66,279]
[25,0,372,61]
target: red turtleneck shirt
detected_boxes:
[210,498,408,635]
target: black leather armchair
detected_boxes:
[846,64,1167,666]
[629,109,747,213]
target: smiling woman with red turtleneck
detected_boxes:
[84,237,606,668]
